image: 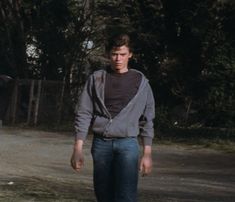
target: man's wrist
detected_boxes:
[143,145,152,156]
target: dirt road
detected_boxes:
[0,128,235,202]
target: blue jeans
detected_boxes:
[91,137,140,202]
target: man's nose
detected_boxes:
[115,55,121,61]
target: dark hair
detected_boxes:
[105,33,133,53]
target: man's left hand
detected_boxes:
[139,154,153,176]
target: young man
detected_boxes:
[71,33,155,202]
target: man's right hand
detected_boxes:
[70,140,84,172]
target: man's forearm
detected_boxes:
[73,139,84,150]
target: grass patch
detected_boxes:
[155,126,235,152]
[0,177,95,202]
[155,137,235,153]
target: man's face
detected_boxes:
[109,45,132,73]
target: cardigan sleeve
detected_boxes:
[139,83,155,146]
[74,75,94,141]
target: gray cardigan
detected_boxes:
[74,69,155,145]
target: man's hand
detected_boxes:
[70,140,84,172]
[139,145,153,176]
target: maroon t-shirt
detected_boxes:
[105,68,142,118]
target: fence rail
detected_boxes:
[1,79,74,126]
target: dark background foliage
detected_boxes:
[0,0,234,132]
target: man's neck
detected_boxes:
[111,67,129,74]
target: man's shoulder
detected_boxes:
[129,68,144,75]
[90,68,106,76]
[129,69,148,81]
[93,69,106,75]
[89,69,106,83]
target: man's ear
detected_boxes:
[129,52,133,58]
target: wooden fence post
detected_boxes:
[11,80,18,124]
[34,80,42,125]
[27,80,35,125]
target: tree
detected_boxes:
[0,0,28,78]
[199,1,235,126]
[1,0,234,128]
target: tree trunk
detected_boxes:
[34,80,42,125]
[1,0,28,78]
[27,80,34,125]
[11,80,19,124]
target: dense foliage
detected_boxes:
[0,0,234,128]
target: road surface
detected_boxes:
[0,128,235,202]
